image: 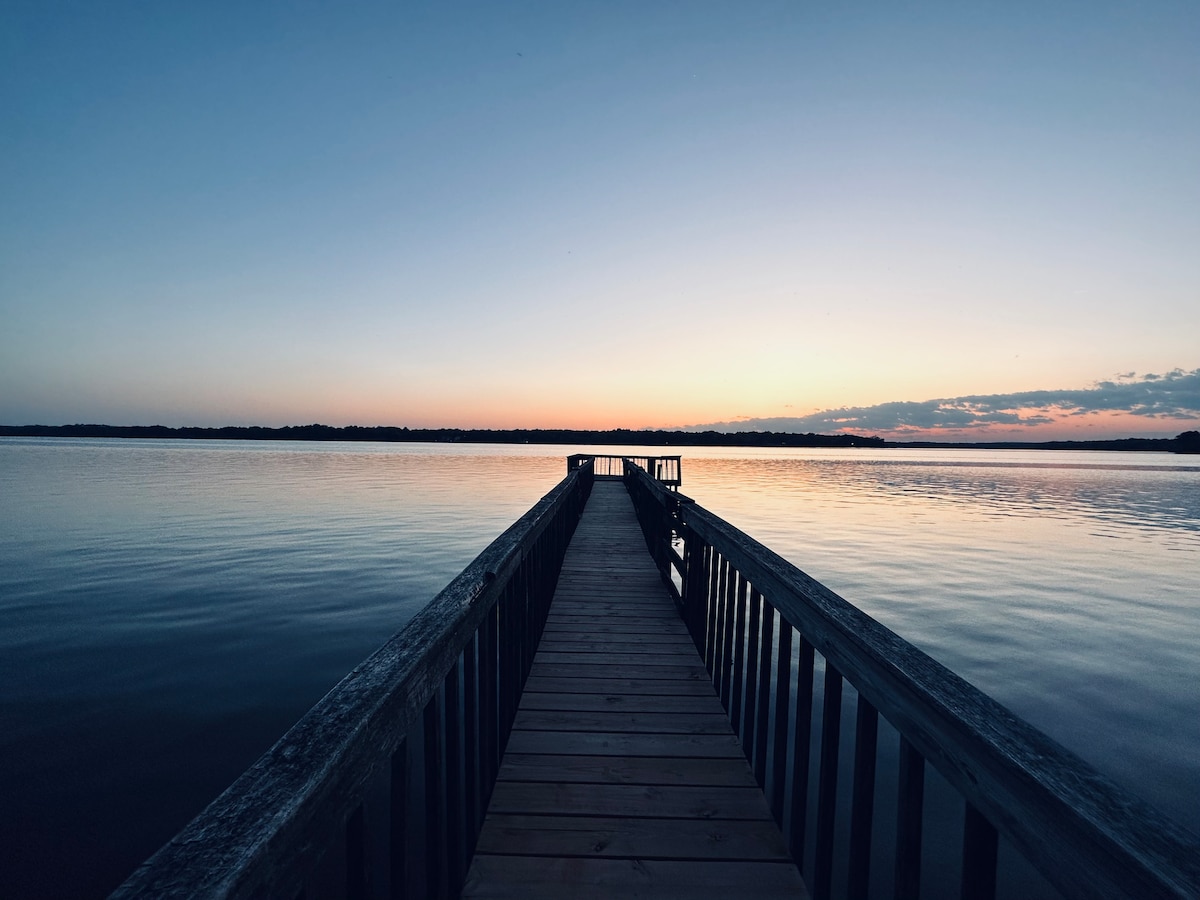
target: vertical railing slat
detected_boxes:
[813,663,843,899]
[730,574,749,733]
[423,692,446,900]
[895,735,926,900]
[345,802,367,900]
[444,659,464,893]
[463,633,479,853]
[847,695,879,900]
[770,621,793,825]
[740,584,762,745]
[389,740,408,900]
[789,636,816,870]
[719,559,736,710]
[754,601,774,787]
[704,543,720,676]
[961,801,999,900]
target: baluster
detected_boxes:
[681,530,696,641]
[729,575,749,734]
[894,735,925,900]
[704,544,720,676]
[390,740,409,900]
[423,692,446,899]
[444,658,464,892]
[789,636,816,869]
[847,695,879,900]
[771,620,793,824]
[754,600,774,786]
[741,585,761,745]
[689,536,706,645]
[813,662,843,899]
[719,560,736,709]
[514,563,527,690]
[499,584,514,746]
[479,608,496,791]
[715,556,734,705]
[463,632,479,850]
[345,802,367,900]
[960,802,999,900]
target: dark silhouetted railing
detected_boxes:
[622,460,1200,900]
[111,462,594,900]
[568,453,681,486]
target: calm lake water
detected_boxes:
[1,438,1198,897]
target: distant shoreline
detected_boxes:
[3,423,1198,453]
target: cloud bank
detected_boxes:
[686,369,1200,437]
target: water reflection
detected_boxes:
[1,440,1197,897]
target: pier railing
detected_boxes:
[623,460,1200,900]
[112,462,594,900]
[568,452,681,486]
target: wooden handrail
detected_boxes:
[112,462,594,899]
[622,461,1200,900]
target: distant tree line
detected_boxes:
[2,424,1198,452]
[0,423,884,447]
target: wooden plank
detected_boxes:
[532,651,702,667]
[532,642,697,657]
[528,662,712,680]
[541,621,690,635]
[473,813,792,859]
[549,599,674,610]
[501,730,745,759]
[462,857,808,899]
[486,782,777,819]
[517,692,726,714]
[537,629,690,642]
[497,754,758,787]
[532,643,696,657]
[521,676,717,697]
[511,709,733,734]
[543,607,680,619]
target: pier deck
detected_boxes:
[461,482,809,899]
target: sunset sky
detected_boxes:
[3,2,1198,440]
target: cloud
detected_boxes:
[685,369,1200,436]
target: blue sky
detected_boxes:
[2,2,1198,437]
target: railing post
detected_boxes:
[847,695,879,900]
[895,735,926,900]
[718,557,734,707]
[813,663,844,900]
[703,545,720,676]
[789,636,816,870]
[961,802,999,900]
[741,588,762,746]
[345,802,367,900]
[754,602,774,786]
[423,691,446,899]
[729,575,749,733]
[389,738,409,900]
[444,658,464,893]
[770,621,793,825]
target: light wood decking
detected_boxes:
[461,481,809,899]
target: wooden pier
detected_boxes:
[113,455,1200,900]
[462,482,807,898]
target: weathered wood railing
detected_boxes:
[112,462,594,900]
[623,460,1200,900]
[568,452,681,486]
